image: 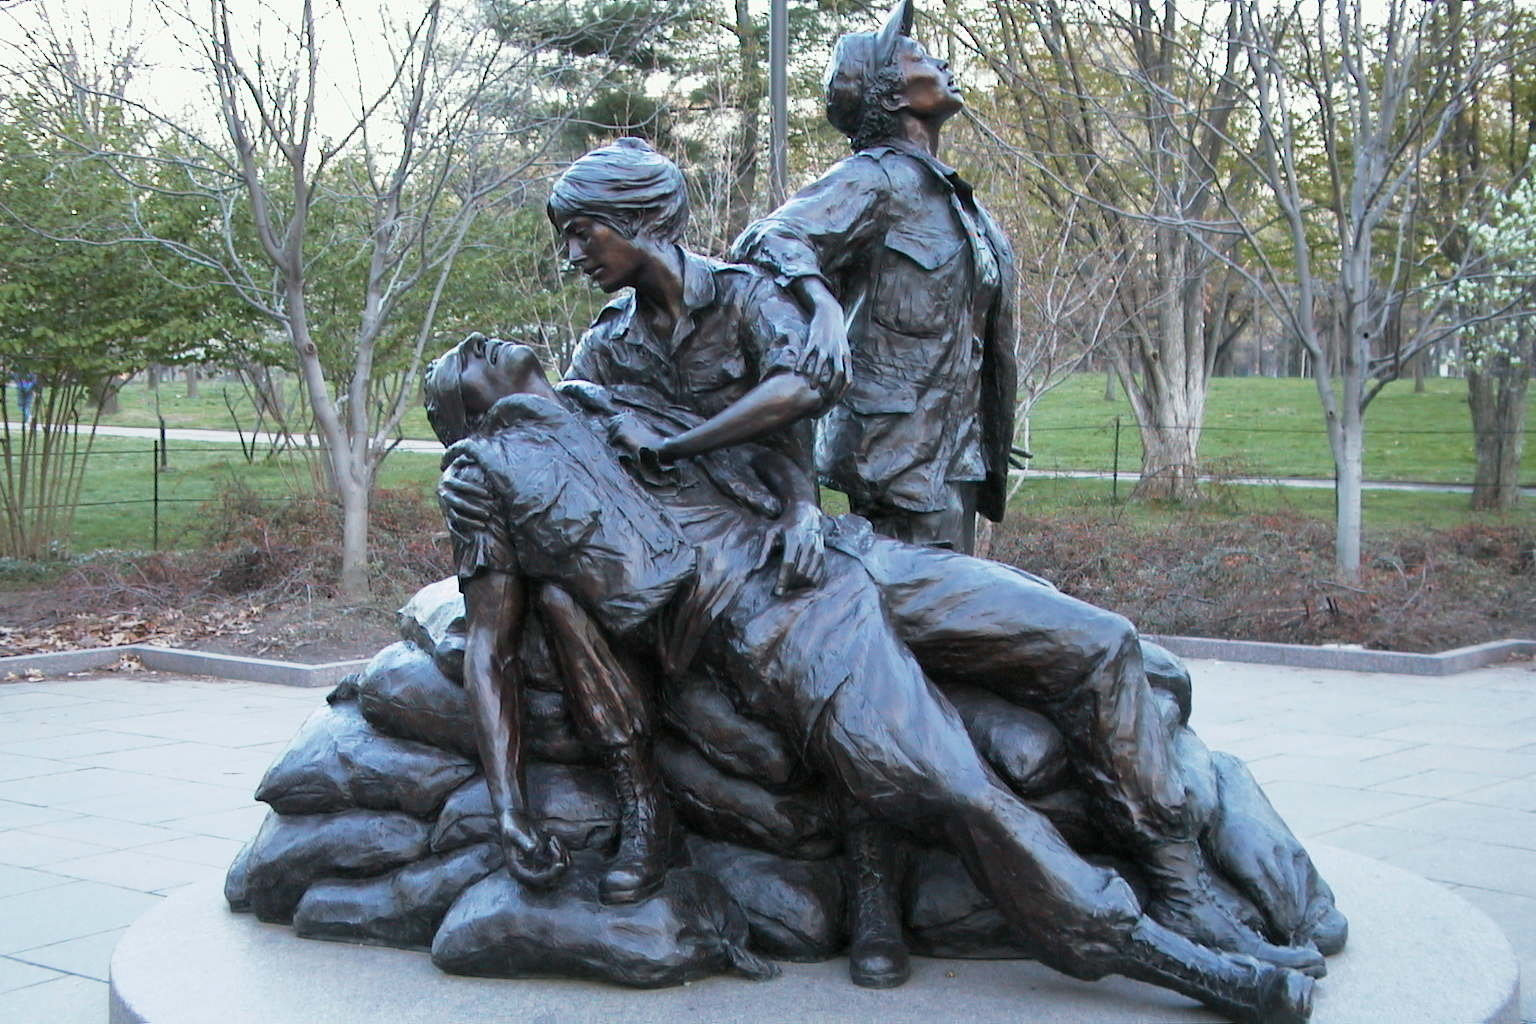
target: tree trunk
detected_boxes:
[186,367,200,398]
[1133,420,1202,500]
[147,364,161,391]
[725,0,763,243]
[1104,368,1116,401]
[90,377,120,415]
[336,469,371,602]
[1333,414,1364,578]
[1467,326,1531,511]
[1129,236,1207,502]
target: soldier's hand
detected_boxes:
[755,503,825,595]
[608,412,677,486]
[500,813,569,888]
[438,475,495,533]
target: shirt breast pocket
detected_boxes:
[870,233,966,337]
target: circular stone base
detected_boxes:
[110,846,1518,1024]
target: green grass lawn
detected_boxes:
[97,372,438,444]
[59,436,442,553]
[102,371,1534,485]
[1024,374,1534,484]
[9,370,1528,557]
[1004,473,1536,534]
[40,434,1532,556]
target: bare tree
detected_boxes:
[4,0,595,598]
[955,0,1254,501]
[1229,0,1497,575]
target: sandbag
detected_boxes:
[903,847,1031,960]
[523,687,594,764]
[243,808,432,923]
[656,736,839,861]
[356,642,476,759]
[685,836,844,962]
[224,842,252,912]
[431,858,777,988]
[1208,750,1344,953]
[661,675,801,788]
[357,640,591,765]
[1141,639,1192,725]
[944,684,1070,798]
[430,767,619,855]
[293,843,503,949]
[255,701,475,818]
[397,577,468,680]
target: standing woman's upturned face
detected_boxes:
[889,37,962,121]
[559,216,648,293]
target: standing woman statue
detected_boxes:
[733,0,1015,556]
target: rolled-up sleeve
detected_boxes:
[746,277,836,409]
[730,155,890,293]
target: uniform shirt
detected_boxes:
[732,139,1018,519]
[441,394,697,639]
[566,249,827,478]
[440,386,785,676]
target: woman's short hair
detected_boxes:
[546,138,689,242]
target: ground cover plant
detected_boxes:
[990,506,1536,654]
[1,467,1531,662]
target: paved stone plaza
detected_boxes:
[0,659,1532,1023]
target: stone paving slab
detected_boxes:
[0,660,1530,1022]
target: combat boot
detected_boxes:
[599,742,672,904]
[1120,917,1315,1024]
[846,823,910,988]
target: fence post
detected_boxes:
[158,416,168,470]
[1112,415,1121,504]
[152,438,161,551]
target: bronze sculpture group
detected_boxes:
[227,5,1344,1021]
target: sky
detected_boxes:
[1,0,437,137]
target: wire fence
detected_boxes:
[1,417,1531,553]
[1,434,439,554]
[1019,416,1534,494]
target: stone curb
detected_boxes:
[0,644,368,687]
[2,635,1531,686]
[1147,634,1536,677]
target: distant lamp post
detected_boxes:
[769,0,788,206]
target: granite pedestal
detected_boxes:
[109,846,1518,1024]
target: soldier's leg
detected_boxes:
[859,543,1325,974]
[862,542,1188,846]
[809,659,1313,1023]
[536,584,670,904]
[848,482,978,554]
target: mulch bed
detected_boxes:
[2,493,1532,663]
[988,512,1536,653]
